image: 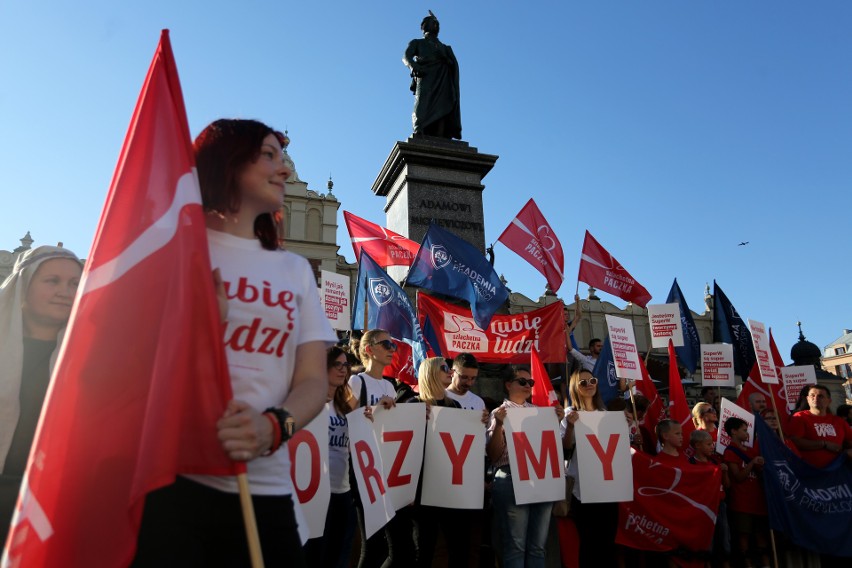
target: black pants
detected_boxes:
[572,496,618,568]
[132,476,305,568]
[304,491,356,568]
[414,505,472,568]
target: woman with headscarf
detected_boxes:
[0,245,82,540]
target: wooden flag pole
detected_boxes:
[238,473,265,568]
[768,382,786,444]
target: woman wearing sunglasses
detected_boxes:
[692,401,719,443]
[487,365,566,567]
[564,369,616,567]
[348,329,397,568]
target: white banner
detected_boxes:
[321,270,350,331]
[647,303,684,348]
[347,409,395,538]
[781,366,817,412]
[700,344,735,387]
[716,398,755,455]
[421,407,486,509]
[503,407,565,505]
[372,404,427,511]
[573,411,633,503]
[606,315,642,381]
[748,319,778,385]
[288,408,330,542]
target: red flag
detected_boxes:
[497,199,565,292]
[736,329,789,429]
[617,450,722,553]
[577,230,651,307]
[3,31,236,567]
[383,340,418,387]
[343,211,419,267]
[667,340,695,440]
[636,357,665,447]
[530,347,559,407]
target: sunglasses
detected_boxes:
[370,339,397,352]
[578,377,598,388]
[330,361,351,371]
[513,378,535,388]
[440,364,450,372]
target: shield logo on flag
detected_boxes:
[773,461,800,501]
[369,277,394,306]
[607,360,618,387]
[429,244,451,270]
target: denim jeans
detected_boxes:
[491,469,553,568]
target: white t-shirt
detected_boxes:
[348,372,396,407]
[445,389,485,411]
[189,230,337,496]
[327,401,350,494]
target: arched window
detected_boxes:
[306,208,322,242]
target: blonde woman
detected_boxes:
[692,401,719,442]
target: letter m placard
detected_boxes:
[503,407,566,505]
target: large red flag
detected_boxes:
[577,230,652,307]
[3,31,236,567]
[736,329,789,429]
[667,340,695,440]
[530,347,559,407]
[343,211,419,267]
[497,199,565,292]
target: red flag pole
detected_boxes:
[238,474,265,568]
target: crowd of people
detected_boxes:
[1,117,850,568]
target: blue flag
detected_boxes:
[756,417,852,557]
[421,312,443,358]
[353,251,428,372]
[712,281,756,378]
[591,336,621,406]
[666,279,701,374]
[405,223,509,330]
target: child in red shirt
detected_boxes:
[654,419,688,466]
[690,429,730,566]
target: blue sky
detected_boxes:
[2,1,850,359]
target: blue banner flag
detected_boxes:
[405,223,509,330]
[353,251,428,372]
[712,281,756,378]
[756,417,852,557]
[591,336,622,405]
[421,312,443,358]
[666,279,701,374]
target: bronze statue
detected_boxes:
[403,12,462,139]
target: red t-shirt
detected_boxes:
[689,457,726,499]
[723,444,766,516]
[653,451,689,467]
[788,411,852,468]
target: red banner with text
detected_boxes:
[417,292,566,364]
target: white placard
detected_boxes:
[647,303,684,348]
[503,407,566,505]
[748,319,778,385]
[700,344,735,387]
[321,270,351,331]
[347,410,395,538]
[606,315,643,381]
[421,407,486,509]
[573,411,633,503]
[781,366,817,412]
[372,404,427,511]
[288,408,331,541]
[716,398,755,455]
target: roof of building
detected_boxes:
[824,329,852,350]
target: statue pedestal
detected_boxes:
[371,135,498,281]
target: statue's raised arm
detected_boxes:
[402,13,462,140]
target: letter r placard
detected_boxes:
[573,411,633,503]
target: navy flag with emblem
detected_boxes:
[712,281,756,378]
[405,222,509,330]
[666,278,701,374]
[591,336,622,405]
[353,250,427,372]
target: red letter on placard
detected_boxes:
[439,432,475,485]
[586,433,619,480]
[512,431,560,481]
[382,430,414,487]
[354,440,385,504]
[288,430,321,502]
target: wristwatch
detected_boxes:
[264,407,296,442]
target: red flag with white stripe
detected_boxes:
[497,199,565,292]
[530,347,559,407]
[343,211,419,267]
[577,231,651,307]
[3,31,236,567]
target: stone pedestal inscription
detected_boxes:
[371,135,498,281]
